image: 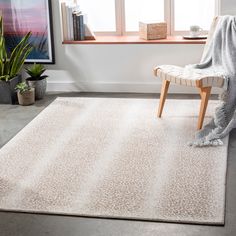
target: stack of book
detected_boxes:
[61,1,95,41]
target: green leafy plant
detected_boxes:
[0,16,33,81]
[25,63,48,80]
[15,82,31,94]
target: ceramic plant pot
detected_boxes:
[26,77,47,100]
[17,88,35,106]
[0,75,22,104]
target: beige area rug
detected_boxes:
[0,97,228,225]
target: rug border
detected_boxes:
[0,208,225,226]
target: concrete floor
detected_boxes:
[0,93,235,236]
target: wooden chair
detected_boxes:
[153,17,225,130]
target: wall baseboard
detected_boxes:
[47,81,81,92]
[47,81,222,94]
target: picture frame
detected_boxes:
[0,0,55,64]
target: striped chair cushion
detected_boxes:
[154,65,225,88]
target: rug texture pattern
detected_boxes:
[0,98,228,224]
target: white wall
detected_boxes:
[46,0,235,93]
[221,0,236,15]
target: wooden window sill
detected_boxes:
[62,36,206,45]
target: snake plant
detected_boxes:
[0,16,33,81]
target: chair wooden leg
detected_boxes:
[198,87,212,130]
[158,80,170,117]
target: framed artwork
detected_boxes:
[0,0,55,64]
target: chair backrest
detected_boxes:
[201,16,221,62]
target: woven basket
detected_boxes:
[139,22,167,40]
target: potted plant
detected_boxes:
[0,16,32,104]
[15,82,35,106]
[26,63,48,100]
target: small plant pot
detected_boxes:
[17,88,35,106]
[0,75,22,104]
[26,78,47,100]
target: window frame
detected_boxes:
[93,0,220,36]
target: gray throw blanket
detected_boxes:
[189,16,236,147]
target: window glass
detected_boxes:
[125,0,165,32]
[174,0,215,31]
[79,0,116,31]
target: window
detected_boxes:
[78,0,219,36]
